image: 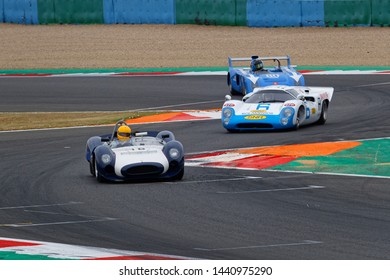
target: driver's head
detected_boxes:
[117,125,131,141]
[252,59,264,71]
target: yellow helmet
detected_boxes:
[117,125,131,141]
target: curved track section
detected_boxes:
[0,75,389,259]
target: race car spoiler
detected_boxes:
[228,55,291,68]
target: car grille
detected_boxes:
[236,123,273,129]
[121,163,164,176]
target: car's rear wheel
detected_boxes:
[317,101,328,125]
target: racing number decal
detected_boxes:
[256,104,270,110]
[306,108,310,119]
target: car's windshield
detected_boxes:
[246,89,296,103]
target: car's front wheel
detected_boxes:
[92,154,105,182]
[294,106,305,130]
[172,168,184,181]
[90,154,96,176]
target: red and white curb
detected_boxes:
[125,110,221,125]
[0,237,193,260]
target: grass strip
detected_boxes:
[0,111,162,131]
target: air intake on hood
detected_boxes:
[121,163,164,176]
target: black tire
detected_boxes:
[294,106,305,130]
[89,154,96,176]
[228,75,240,96]
[241,78,247,96]
[172,168,184,181]
[93,155,105,183]
[242,85,247,96]
[317,101,328,125]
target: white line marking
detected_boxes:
[0,202,83,210]
[216,185,325,194]
[194,240,323,251]
[0,217,118,227]
[166,176,263,184]
[353,82,390,88]
[23,210,106,219]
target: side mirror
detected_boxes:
[225,95,232,101]
[297,94,305,101]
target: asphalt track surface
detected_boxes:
[0,74,389,259]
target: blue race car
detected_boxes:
[227,55,305,96]
[222,85,334,132]
[86,121,184,182]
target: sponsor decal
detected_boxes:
[223,103,235,107]
[306,108,311,119]
[250,109,267,114]
[245,115,267,120]
[284,103,295,107]
[312,108,316,114]
[320,92,329,100]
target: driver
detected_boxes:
[111,124,132,147]
[251,59,264,73]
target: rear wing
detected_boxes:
[228,55,292,69]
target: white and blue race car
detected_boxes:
[222,85,334,132]
[227,55,305,96]
[86,121,184,182]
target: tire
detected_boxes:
[90,154,96,176]
[93,154,105,183]
[317,101,328,125]
[172,168,184,181]
[294,106,305,130]
[228,82,237,95]
[242,85,247,96]
[241,78,247,96]
[228,75,240,96]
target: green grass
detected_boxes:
[0,111,162,131]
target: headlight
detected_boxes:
[283,107,293,118]
[101,154,112,164]
[281,118,289,125]
[280,107,294,126]
[169,148,180,159]
[222,108,233,118]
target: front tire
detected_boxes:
[172,168,184,181]
[93,154,105,182]
[90,154,96,176]
[228,74,240,95]
[294,106,305,130]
